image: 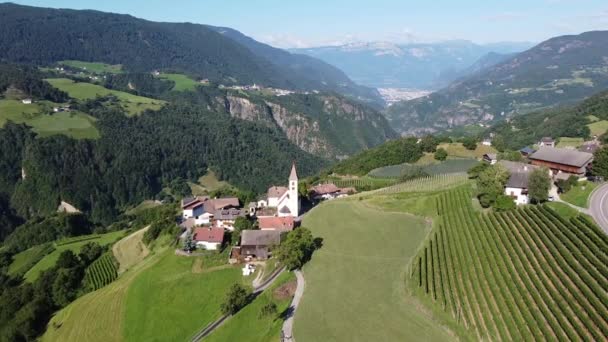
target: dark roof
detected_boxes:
[214,208,245,220]
[540,137,555,143]
[240,230,281,246]
[506,172,531,189]
[529,147,593,168]
[498,160,539,173]
[483,153,497,160]
[279,205,291,214]
[520,146,536,154]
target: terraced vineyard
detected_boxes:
[84,253,119,291]
[372,173,469,195]
[411,187,608,341]
[332,177,398,190]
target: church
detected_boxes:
[256,163,299,218]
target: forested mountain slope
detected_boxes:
[0,3,380,104]
[387,31,608,134]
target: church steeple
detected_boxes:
[289,162,298,181]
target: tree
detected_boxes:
[593,147,608,179]
[462,137,477,150]
[258,302,277,319]
[275,227,316,270]
[182,232,196,252]
[476,164,509,208]
[78,242,103,266]
[494,195,516,212]
[468,162,489,179]
[498,150,523,162]
[419,135,439,153]
[220,283,249,315]
[56,250,79,269]
[528,168,551,203]
[434,148,448,161]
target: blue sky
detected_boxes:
[7,0,608,47]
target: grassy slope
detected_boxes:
[46,78,165,116]
[25,230,125,282]
[112,227,150,274]
[60,60,123,74]
[123,251,243,342]
[560,181,598,208]
[588,120,608,136]
[158,73,199,92]
[206,271,296,342]
[545,202,579,219]
[437,142,496,159]
[294,200,454,341]
[556,137,584,148]
[189,171,232,195]
[0,99,99,139]
[7,244,53,276]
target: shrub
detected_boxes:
[434,148,448,161]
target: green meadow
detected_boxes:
[158,73,200,92]
[60,60,123,74]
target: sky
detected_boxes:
[6,0,608,48]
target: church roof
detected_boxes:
[289,163,298,181]
[268,186,288,199]
[279,205,291,214]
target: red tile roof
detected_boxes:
[267,186,288,199]
[193,227,225,243]
[258,216,295,231]
[311,183,340,195]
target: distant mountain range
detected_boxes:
[386,31,608,135]
[0,3,383,106]
[291,41,533,89]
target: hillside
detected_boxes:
[292,41,531,89]
[386,31,608,135]
[0,3,379,104]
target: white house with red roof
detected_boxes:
[193,227,225,250]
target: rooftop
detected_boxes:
[529,147,593,168]
[268,186,288,199]
[240,230,281,246]
[506,172,531,189]
[258,216,295,231]
[311,183,340,195]
[193,227,225,243]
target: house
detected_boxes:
[528,147,593,177]
[520,146,536,157]
[309,183,356,201]
[181,196,240,225]
[499,161,541,205]
[213,208,245,230]
[258,216,295,232]
[21,98,32,104]
[538,137,556,148]
[482,153,498,165]
[481,139,492,146]
[579,141,600,154]
[182,198,205,220]
[239,230,282,260]
[256,163,299,217]
[193,227,225,250]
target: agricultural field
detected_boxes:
[411,187,608,341]
[24,230,125,282]
[557,137,585,148]
[206,271,296,342]
[7,243,54,276]
[294,200,455,341]
[84,252,118,290]
[587,119,608,136]
[331,176,398,191]
[59,60,123,74]
[369,159,477,178]
[371,173,470,196]
[112,226,150,274]
[158,73,200,92]
[437,142,497,159]
[45,78,165,116]
[560,181,597,208]
[0,99,100,139]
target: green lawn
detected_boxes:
[556,137,584,148]
[60,60,122,74]
[206,271,296,342]
[46,78,165,116]
[437,142,497,159]
[24,230,126,282]
[294,200,455,341]
[560,181,598,208]
[588,120,608,136]
[545,202,579,219]
[158,73,200,92]
[123,251,243,342]
[7,243,54,276]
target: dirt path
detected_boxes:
[281,270,305,341]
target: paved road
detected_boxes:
[589,183,608,235]
[281,270,305,342]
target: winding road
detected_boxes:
[281,270,305,341]
[589,183,608,235]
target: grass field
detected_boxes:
[112,227,150,274]
[46,78,165,116]
[123,251,243,342]
[412,187,608,340]
[206,271,296,342]
[369,159,477,178]
[560,181,597,208]
[7,243,54,276]
[557,137,585,148]
[437,142,497,159]
[190,171,232,195]
[588,120,608,136]
[158,73,199,92]
[546,202,580,219]
[60,60,122,74]
[25,230,125,282]
[294,200,456,341]
[0,99,100,139]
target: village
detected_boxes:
[177,163,356,276]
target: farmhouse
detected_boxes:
[258,216,295,232]
[499,161,541,205]
[528,147,593,178]
[482,153,497,165]
[181,196,240,225]
[255,163,299,218]
[239,230,281,260]
[538,137,556,148]
[213,208,245,230]
[309,183,356,201]
[481,139,492,146]
[193,227,224,250]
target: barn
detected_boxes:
[528,147,593,177]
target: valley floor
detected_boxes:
[294,200,455,341]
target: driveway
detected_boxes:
[281,270,305,341]
[589,183,608,235]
